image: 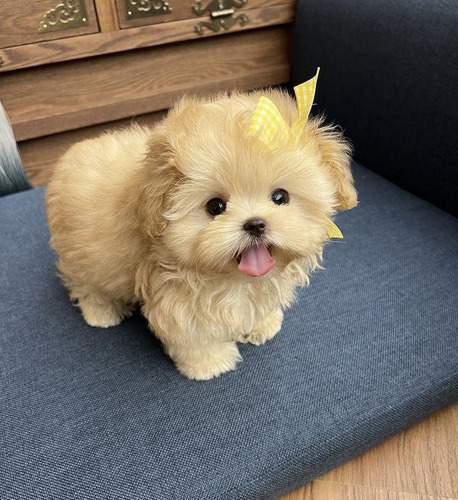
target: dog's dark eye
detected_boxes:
[206,198,227,217]
[271,189,290,205]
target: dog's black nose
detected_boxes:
[243,218,267,237]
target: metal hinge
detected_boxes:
[124,0,172,20]
[38,0,89,33]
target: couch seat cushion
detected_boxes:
[1,163,457,500]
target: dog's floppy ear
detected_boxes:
[313,122,358,210]
[136,126,182,237]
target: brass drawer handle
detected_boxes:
[192,0,249,35]
[211,8,234,17]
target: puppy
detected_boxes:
[45,88,357,380]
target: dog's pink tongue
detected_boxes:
[238,245,275,277]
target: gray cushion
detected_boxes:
[1,163,457,500]
[292,0,458,217]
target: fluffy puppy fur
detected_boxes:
[45,89,357,380]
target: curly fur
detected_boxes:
[45,88,357,380]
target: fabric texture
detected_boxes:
[292,0,458,217]
[1,164,458,500]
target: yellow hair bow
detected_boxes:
[248,68,343,239]
[248,68,320,149]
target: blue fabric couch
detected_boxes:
[1,1,457,498]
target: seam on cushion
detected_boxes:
[210,371,458,500]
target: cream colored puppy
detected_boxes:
[46,89,357,380]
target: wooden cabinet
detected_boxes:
[0,0,295,72]
[0,0,99,48]
[0,0,296,185]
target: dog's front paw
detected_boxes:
[79,295,132,328]
[169,342,242,380]
[240,309,283,346]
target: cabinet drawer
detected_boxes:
[115,0,287,30]
[0,0,99,49]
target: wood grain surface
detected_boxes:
[280,403,458,500]
[282,482,453,500]
[0,3,295,72]
[0,0,99,49]
[2,26,291,141]
[94,0,120,31]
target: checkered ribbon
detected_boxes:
[248,96,291,150]
[248,68,320,149]
[248,68,343,239]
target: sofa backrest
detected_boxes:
[292,0,457,216]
